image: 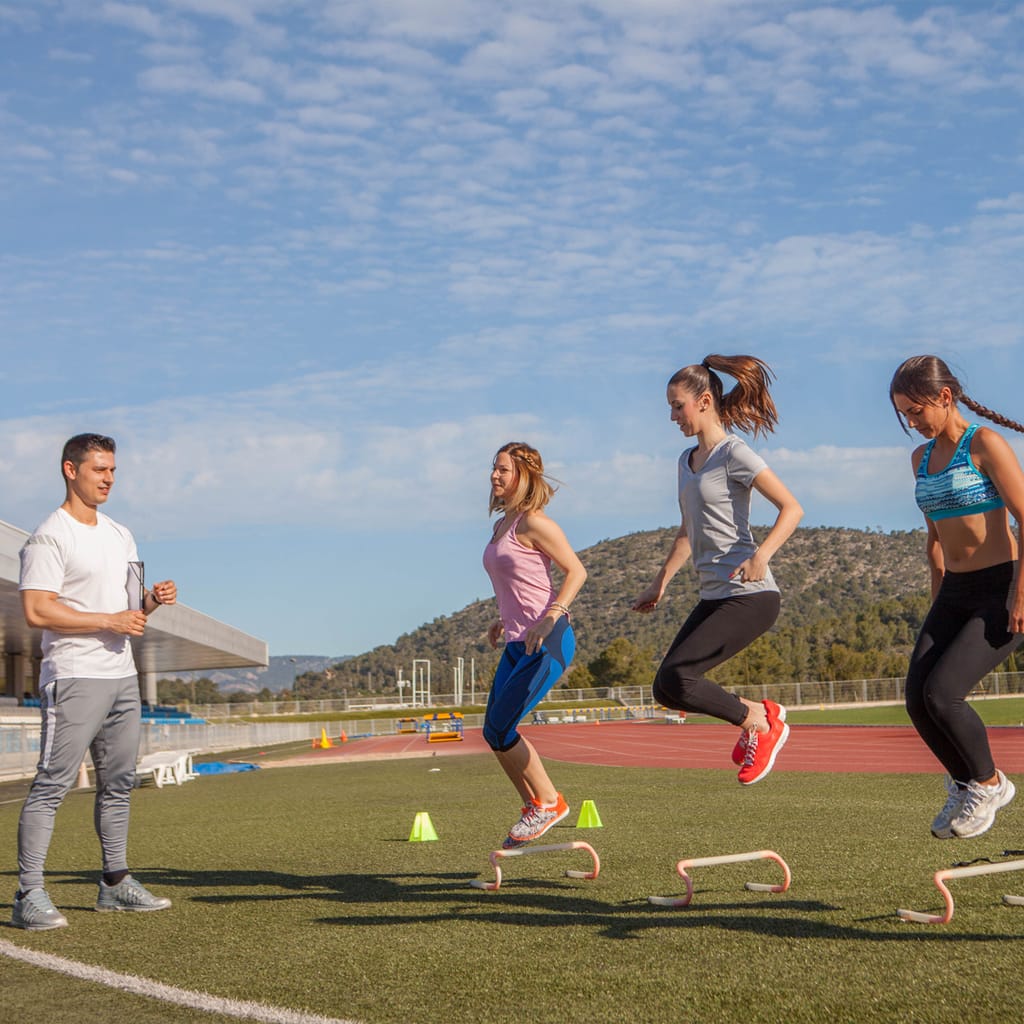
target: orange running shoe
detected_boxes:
[502,793,570,849]
[733,703,787,765]
[738,700,789,785]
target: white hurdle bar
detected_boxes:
[469,841,600,892]
[648,849,792,908]
[897,858,1024,924]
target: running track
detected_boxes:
[281,721,1024,774]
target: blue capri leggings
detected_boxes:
[484,616,575,752]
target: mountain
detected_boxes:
[211,655,352,693]
[288,525,965,699]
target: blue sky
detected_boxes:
[1,1,1023,658]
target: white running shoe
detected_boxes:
[931,775,967,839]
[10,888,68,931]
[950,770,1015,839]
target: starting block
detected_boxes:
[897,856,1024,924]
[648,849,792,908]
[470,841,600,892]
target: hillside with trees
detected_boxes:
[271,525,1022,702]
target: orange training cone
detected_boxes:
[339,729,348,743]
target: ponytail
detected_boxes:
[668,355,779,437]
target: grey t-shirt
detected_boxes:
[678,434,779,600]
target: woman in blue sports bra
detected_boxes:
[890,355,1024,840]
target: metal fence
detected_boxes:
[185,672,1024,719]
[4,672,1023,782]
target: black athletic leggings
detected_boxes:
[905,561,1022,783]
[652,591,781,725]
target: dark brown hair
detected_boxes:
[668,355,779,438]
[61,433,116,481]
[889,355,1024,435]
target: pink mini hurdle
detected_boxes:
[897,857,1024,924]
[648,849,792,908]
[469,841,601,892]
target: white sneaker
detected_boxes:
[95,875,172,912]
[10,888,68,931]
[931,775,967,839]
[951,770,1016,839]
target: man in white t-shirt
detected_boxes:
[11,433,178,931]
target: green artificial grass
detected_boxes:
[2,753,1024,1024]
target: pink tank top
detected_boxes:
[482,513,555,641]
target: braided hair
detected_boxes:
[489,442,557,515]
[889,355,1024,435]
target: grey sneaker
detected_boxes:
[931,775,968,839]
[951,770,1016,839]
[95,875,172,913]
[10,888,69,931]
[502,793,569,849]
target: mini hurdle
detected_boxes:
[469,841,600,891]
[648,849,792,908]
[897,857,1024,924]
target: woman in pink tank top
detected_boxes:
[482,442,587,849]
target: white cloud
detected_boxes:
[99,2,173,39]
[139,64,266,103]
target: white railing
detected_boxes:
[183,672,1024,719]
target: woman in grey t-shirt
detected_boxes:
[633,355,803,785]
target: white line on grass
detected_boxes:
[0,939,363,1024]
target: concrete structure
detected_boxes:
[0,518,267,705]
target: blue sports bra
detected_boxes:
[915,423,1005,522]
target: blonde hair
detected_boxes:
[889,354,1024,435]
[489,442,556,515]
[668,354,779,438]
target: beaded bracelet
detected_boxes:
[549,602,572,620]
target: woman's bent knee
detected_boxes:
[653,672,693,711]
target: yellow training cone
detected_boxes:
[318,728,333,749]
[575,799,603,829]
[409,811,439,842]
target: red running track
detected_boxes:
[281,720,1024,775]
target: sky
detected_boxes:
[1,1,1023,659]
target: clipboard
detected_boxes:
[127,561,145,611]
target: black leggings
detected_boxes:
[906,561,1022,782]
[652,591,781,725]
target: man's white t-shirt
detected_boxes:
[19,508,139,684]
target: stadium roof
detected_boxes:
[0,517,268,680]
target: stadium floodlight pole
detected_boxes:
[648,849,792,908]
[454,656,464,705]
[411,658,431,707]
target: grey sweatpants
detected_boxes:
[18,675,141,892]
